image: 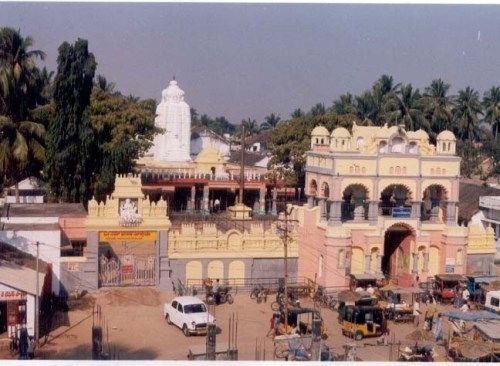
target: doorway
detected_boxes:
[383,224,414,279]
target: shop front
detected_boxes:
[0,287,28,338]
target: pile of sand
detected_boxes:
[99,287,161,307]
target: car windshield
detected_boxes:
[184,304,207,314]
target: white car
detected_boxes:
[164,296,215,336]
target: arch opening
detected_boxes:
[422,184,448,222]
[379,184,412,217]
[341,184,369,221]
[383,224,415,282]
[309,179,318,197]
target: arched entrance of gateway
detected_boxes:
[383,224,415,283]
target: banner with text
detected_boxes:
[99,231,157,242]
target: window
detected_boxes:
[184,304,207,313]
[391,137,405,153]
[408,142,418,154]
[316,138,319,144]
[491,297,499,307]
[402,167,407,175]
[356,137,365,148]
[442,142,446,151]
[171,301,178,309]
[321,138,324,145]
[395,166,401,175]
[447,142,451,151]
[379,141,388,154]
[177,303,183,313]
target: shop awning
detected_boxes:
[473,321,500,341]
[0,260,45,296]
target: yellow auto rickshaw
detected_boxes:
[340,305,386,340]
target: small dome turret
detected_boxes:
[436,130,456,155]
[311,125,330,150]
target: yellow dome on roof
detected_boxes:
[330,127,351,138]
[311,125,329,136]
[437,130,456,140]
[409,129,429,140]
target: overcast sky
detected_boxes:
[1,3,499,124]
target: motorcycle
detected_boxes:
[250,284,268,303]
[206,286,234,305]
[399,345,434,362]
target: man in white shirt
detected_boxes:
[462,287,470,302]
[367,284,375,296]
[355,286,364,293]
[413,301,421,327]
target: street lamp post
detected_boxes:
[276,205,297,334]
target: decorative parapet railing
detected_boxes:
[168,222,298,258]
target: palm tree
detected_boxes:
[0,116,45,202]
[0,28,46,201]
[0,27,46,121]
[291,108,304,118]
[310,103,326,116]
[260,113,281,130]
[385,84,428,131]
[375,74,400,96]
[240,118,259,136]
[482,86,500,137]
[423,79,453,134]
[453,86,483,140]
[355,91,377,123]
[332,93,357,115]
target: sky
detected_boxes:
[0,2,499,124]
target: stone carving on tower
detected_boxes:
[150,78,192,161]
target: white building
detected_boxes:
[0,204,87,295]
[149,79,192,162]
[0,261,44,337]
[4,177,45,204]
[190,127,231,158]
[471,195,500,262]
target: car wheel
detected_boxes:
[354,331,363,341]
[183,324,190,337]
[227,294,234,304]
[166,314,172,325]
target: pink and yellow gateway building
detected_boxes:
[297,122,471,288]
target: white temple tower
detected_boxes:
[151,79,192,161]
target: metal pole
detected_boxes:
[239,125,245,204]
[35,241,40,348]
[284,209,289,334]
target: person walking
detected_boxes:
[424,297,437,331]
[413,301,421,327]
[434,313,443,342]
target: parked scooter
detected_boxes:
[206,286,234,305]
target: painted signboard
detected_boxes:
[99,231,157,242]
[0,290,27,301]
[392,207,411,218]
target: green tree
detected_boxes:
[291,108,304,118]
[332,93,357,115]
[260,112,281,130]
[453,86,483,141]
[456,139,481,177]
[385,83,428,131]
[423,78,454,137]
[482,86,500,137]
[0,27,46,121]
[310,103,326,116]
[0,116,45,202]
[0,28,46,200]
[45,38,97,202]
[240,117,259,136]
[89,86,160,200]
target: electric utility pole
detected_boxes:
[276,206,298,334]
[35,241,40,347]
